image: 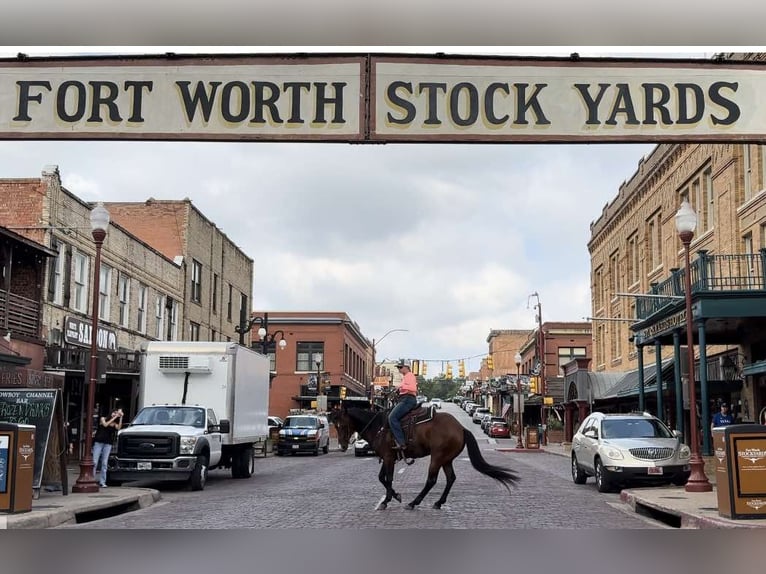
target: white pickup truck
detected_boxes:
[108,341,270,490]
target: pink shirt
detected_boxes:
[399,372,418,396]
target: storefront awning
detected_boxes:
[743,360,766,377]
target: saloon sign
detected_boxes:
[0,53,765,143]
[64,315,117,352]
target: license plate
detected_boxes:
[292,444,299,449]
[137,461,152,470]
[647,466,663,475]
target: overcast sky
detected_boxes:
[1,46,717,375]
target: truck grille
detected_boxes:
[629,447,674,461]
[119,434,178,457]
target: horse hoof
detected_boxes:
[378,503,387,510]
[406,503,416,510]
[393,493,402,503]
[433,502,442,509]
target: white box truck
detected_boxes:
[108,341,269,490]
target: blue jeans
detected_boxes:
[388,394,417,446]
[93,441,112,486]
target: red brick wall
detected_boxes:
[105,200,187,260]
[0,180,46,244]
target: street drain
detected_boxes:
[634,502,682,528]
[74,500,140,524]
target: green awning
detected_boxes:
[742,360,766,376]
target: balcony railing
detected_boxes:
[44,346,142,374]
[636,250,766,320]
[0,288,41,338]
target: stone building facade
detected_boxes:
[105,198,253,344]
[588,141,766,444]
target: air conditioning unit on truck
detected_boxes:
[108,341,270,491]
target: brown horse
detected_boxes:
[333,405,519,509]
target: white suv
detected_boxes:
[472,407,490,424]
[571,412,691,493]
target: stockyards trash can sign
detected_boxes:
[0,435,8,493]
[1,53,766,143]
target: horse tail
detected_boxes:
[463,429,519,492]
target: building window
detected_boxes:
[98,264,112,321]
[118,273,130,327]
[609,250,619,300]
[167,297,177,341]
[743,145,766,201]
[48,239,66,305]
[297,342,324,371]
[627,232,640,287]
[240,292,248,328]
[646,210,662,272]
[211,329,217,341]
[137,284,147,333]
[760,222,766,250]
[744,232,755,288]
[227,284,233,321]
[212,273,219,314]
[558,347,586,371]
[190,321,200,341]
[155,294,165,339]
[263,341,277,371]
[597,324,605,368]
[191,260,202,304]
[72,250,89,313]
[593,266,603,310]
[679,164,713,233]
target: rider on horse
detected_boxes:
[389,359,418,452]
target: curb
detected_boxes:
[496,448,545,453]
[0,488,161,529]
[620,489,765,530]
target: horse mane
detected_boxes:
[346,407,383,432]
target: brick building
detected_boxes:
[248,311,372,419]
[0,166,249,458]
[588,139,766,451]
[105,198,253,344]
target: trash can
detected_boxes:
[713,424,766,520]
[0,423,36,514]
[525,426,540,449]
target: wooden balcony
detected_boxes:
[44,345,142,374]
[0,288,41,338]
[636,250,766,321]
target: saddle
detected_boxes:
[383,403,436,454]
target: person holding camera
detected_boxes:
[93,407,123,488]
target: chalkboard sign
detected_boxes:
[0,388,57,489]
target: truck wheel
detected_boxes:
[190,454,208,491]
[232,447,254,479]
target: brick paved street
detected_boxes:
[60,404,666,529]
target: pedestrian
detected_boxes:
[388,359,418,454]
[93,407,123,487]
[711,402,734,433]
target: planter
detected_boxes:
[546,428,565,444]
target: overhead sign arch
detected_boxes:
[1,52,765,143]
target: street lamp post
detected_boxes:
[235,312,287,355]
[515,352,524,449]
[370,328,408,402]
[675,200,712,493]
[315,353,325,409]
[72,203,110,494]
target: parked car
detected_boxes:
[571,411,691,493]
[431,398,442,409]
[354,436,377,457]
[268,416,283,430]
[275,414,330,456]
[472,407,490,424]
[488,421,511,439]
[483,416,505,433]
[480,413,493,431]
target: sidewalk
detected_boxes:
[499,438,766,529]
[0,465,160,530]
